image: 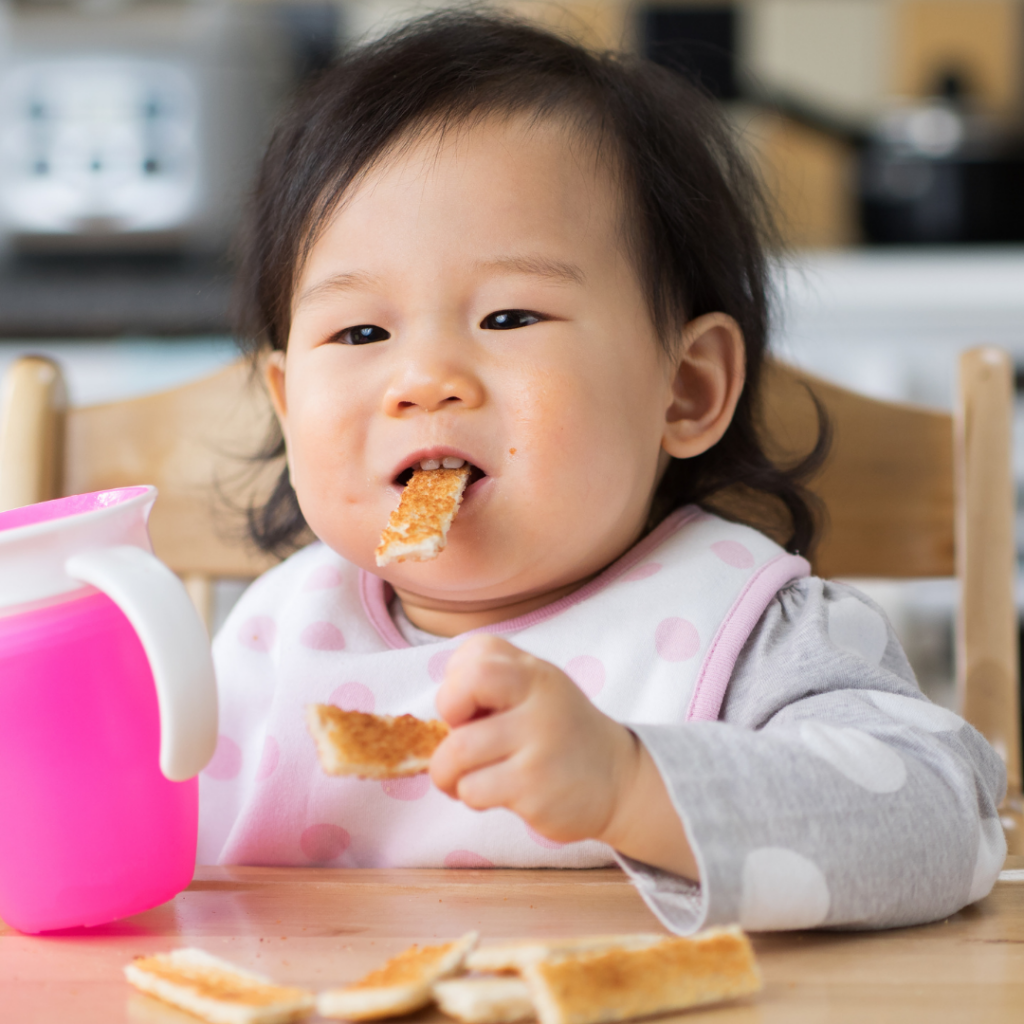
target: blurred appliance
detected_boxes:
[859,87,1024,244]
[638,4,1024,246]
[755,76,1024,245]
[0,2,290,254]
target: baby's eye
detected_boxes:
[480,310,543,331]
[333,324,391,345]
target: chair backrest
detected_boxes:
[0,348,1019,842]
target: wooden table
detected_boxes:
[4,859,1024,1023]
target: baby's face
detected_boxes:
[275,115,678,606]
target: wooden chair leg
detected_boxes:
[956,347,1024,853]
[0,356,67,512]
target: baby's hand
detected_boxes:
[429,634,640,845]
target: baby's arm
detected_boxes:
[429,635,701,879]
[623,577,1007,933]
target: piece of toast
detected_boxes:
[376,465,470,567]
[465,935,664,974]
[317,932,478,1021]
[123,948,315,1024]
[520,927,761,1024]
[433,976,536,1024]
[306,705,449,779]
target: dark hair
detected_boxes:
[236,9,827,557]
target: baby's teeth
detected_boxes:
[441,457,466,469]
[420,459,441,471]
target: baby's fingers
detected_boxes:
[435,634,536,726]
[430,713,518,798]
[453,758,523,814]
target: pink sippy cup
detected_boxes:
[0,486,217,933]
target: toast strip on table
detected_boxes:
[520,927,761,1024]
[124,948,314,1024]
[307,705,449,779]
[376,465,471,566]
[465,935,664,974]
[433,976,536,1024]
[318,932,478,1021]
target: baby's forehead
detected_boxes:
[320,110,632,254]
[343,107,618,204]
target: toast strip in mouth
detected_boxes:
[520,927,762,1024]
[318,932,478,1020]
[307,704,450,779]
[123,948,315,1024]
[376,465,471,566]
[433,976,536,1024]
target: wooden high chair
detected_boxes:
[0,348,1020,850]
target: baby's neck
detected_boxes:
[392,578,593,638]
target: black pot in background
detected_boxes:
[639,7,1024,246]
[859,95,1024,244]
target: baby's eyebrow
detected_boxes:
[294,271,381,310]
[478,255,586,286]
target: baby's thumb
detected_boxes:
[435,634,528,725]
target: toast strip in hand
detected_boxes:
[318,932,478,1020]
[520,927,761,1024]
[124,948,315,1024]
[307,705,449,779]
[376,465,470,566]
[465,935,664,974]
[433,976,536,1024]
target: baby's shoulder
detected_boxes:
[741,576,914,684]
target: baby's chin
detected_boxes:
[380,555,548,603]
[376,543,592,610]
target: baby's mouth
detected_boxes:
[394,456,487,489]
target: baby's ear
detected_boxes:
[262,349,289,423]
[661,312,745,459]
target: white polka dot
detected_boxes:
[799,722,907,794]
[828,597,888,667]
[968,817,1006,903]
[740,848,830,931]
[865,691,965,734]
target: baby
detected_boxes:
[199,11,1006,933]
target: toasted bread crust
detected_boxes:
[318,933,478,1021]
[522,928,761,1024]
[307,705,449,779]
[466,935,664,974]
[376,466,470,566]
[124,949,314,1024]
[349,941,466,990]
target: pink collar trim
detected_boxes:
[358,506,702,650]
[685,551,810,722]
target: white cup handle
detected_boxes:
[65,545,218,782]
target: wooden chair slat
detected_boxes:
[760,359,955,579]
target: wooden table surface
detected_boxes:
[4,858,1024,1024]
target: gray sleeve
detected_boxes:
[618,577,1008,934]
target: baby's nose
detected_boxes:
[382,361,485,416]
[382,331,485,415]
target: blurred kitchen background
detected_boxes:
[2,0,1024,711]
